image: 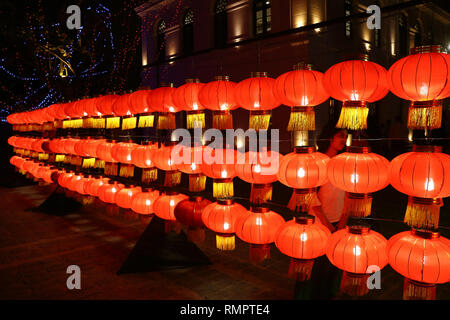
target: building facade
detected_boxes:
[135,0,450,154]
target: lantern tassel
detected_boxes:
[213,179,234,198]
[164,170,181,187]
[403,278,436,300]
[55,154,65,163]
[288,189,315,212]
[407,101,442,130]
[121,117,137,130]
[216,234,235,251]
[340,272,370,297]
[82,158,96,169]
[189,174,206,192]
[94,159,105,169]
[106,117,121,129]
[249,244,271,263]
[288,107,315,131]
[119,164,135,178]
[104,162,118,176]
[336,102,368,130]
[38,153,49,161]
[343,193,373,218]
[71,156,82,167]
[83,118,94,129]
[186,112,205,129]
[213,110,233,129]
[142,168,158,183]
[94,118,106,129]
[404,197,442,230]
[250,183,272,205]
[138,115,155,128]
[157,112,176,130]
[288,258,315,281]
[187,227,205,243]
[249,111,271,130]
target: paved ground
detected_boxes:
[0,182,448,300]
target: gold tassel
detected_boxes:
[213,179,234,198]
[288,106,315,131]
[157,112,176,130]
[54,120,63,129]
[164,170,181,187]
[106,117,121,129]
[119,164,135,178]
[404,197,442,230]
[63,155,71,164]
[138,115,155,128]
[288,189,315,212]
[343,193,373,218]
[71,156,82,166]
[38,153,49,161]
[83,118,94,129]
[250,183,272,205]
[94,159,105,169]
[82,158,96,169]
[43,122,53,131]
[94,118,106,129]
[288,258,315,281]
[104,162,118,176]
[216,234,235,251]
[142,168,158,183]
[249,244,271,263]
[403,278,436,300]
[187,227,205,243]
[48,154,56,163]
[407,101,442,130]
[189,174,206,192]
[31,152,38,158]
[249,111,271,130]
[55,154,65,163]
[121,117,137,130]
[213,110,233,129]
[340,272,370,297]
[186,112,205,129]
[336,102,369,130]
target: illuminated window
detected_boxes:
[345,0,352,38]
[183,9,194,54]
[399,14,408,55]
[214,0,228,48]
[254,0,271,36]
[156,20,166,62]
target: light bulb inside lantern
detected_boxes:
[254,164,261,173]
[146,159,151,166]
[297,168,306,178]
[192,103,198,110]
[223,222,230,230]
[146,199,151,206]
[300,232,308,242]
[419,84,429,97]
[350,173,359,184]
[425,178,435,191]
[253,101,260,109]
[221,170,227,178]
[353,245,361,256]
[169,106,175,113]
[255,217,263,226]
[170,199,175,207]
[220,103,228,111]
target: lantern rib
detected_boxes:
[425,154,431,198]
[398,59,413,101]
[411,155,417,195]
[431,240,441,283]
[340,234,350,271]
[361,61,367,101]
[414,54,423,100]
[438,154,445,195]
[435,54,449,99]
[426,54,432,101]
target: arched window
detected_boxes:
[345,0,352,38]
[156,20,166,62]
[254,0,271,36]
[214,0,228,48]
[183,9,194,55]
[399,14,408,56]
[413,22,422,47]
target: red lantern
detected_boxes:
[327,146,390,218]
[97,181,124,203]
[235,72,280,130]
[129,89,154,128]
[131,189,160,215]
[275,215,331,280]
[174,196,211,243]
[389,145,450,229]
[387,229,450,300]
[388,46,450,130]
[201,200,247,250]
[235,150,281,205]
[323,58,388,130]
[235,207,285,262]
[97,140,118,176]
[200,147,239,199]
[274,64,329,131]
[173,79,206,129]
[115,185,142,209]
[96,94,121,129]
[326,225,388,296]
[175,145,206,192]
[198,76,237,129]
[154,192,188,233]
[152,142,181,187]
[58,171,75,188]
[112,93,138,130]
[111,142,138,178]
[85,177,110,197]
[277,146,329,212]
[147,84,178,129]
[131,142,158,183]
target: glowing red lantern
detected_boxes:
[173,79,205,129]
[154,192,188,221]
[198,76,237,129]
[389,145,450,229]
[388,46,450,130]
[202,200,247,250]
[97,181,124,203]
[115,185,142,209]
[129,89,154,128]
[235,207,285,262]
[131,142,158,183]
[326,225,388,296]
[323,58,388,130]
[85,177,110,197]
[130,189,160,215]
[235,72,280,130]
[96,140,118,176]
[235,150,281,205]
[277,146,329,212]
[174,196,211,243]
[175,145,206,192]
[275,215,331,280]
[274,63,329,131]
[147,84,178,129]
[387,229,450,300]
[58,171,75,188]
[327,146,390,217]
[152,142,181,187]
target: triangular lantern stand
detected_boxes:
[31,186,82,216]
[117,216,211,274]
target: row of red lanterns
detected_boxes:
[7,46,450,132]
[10,155,450,299]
